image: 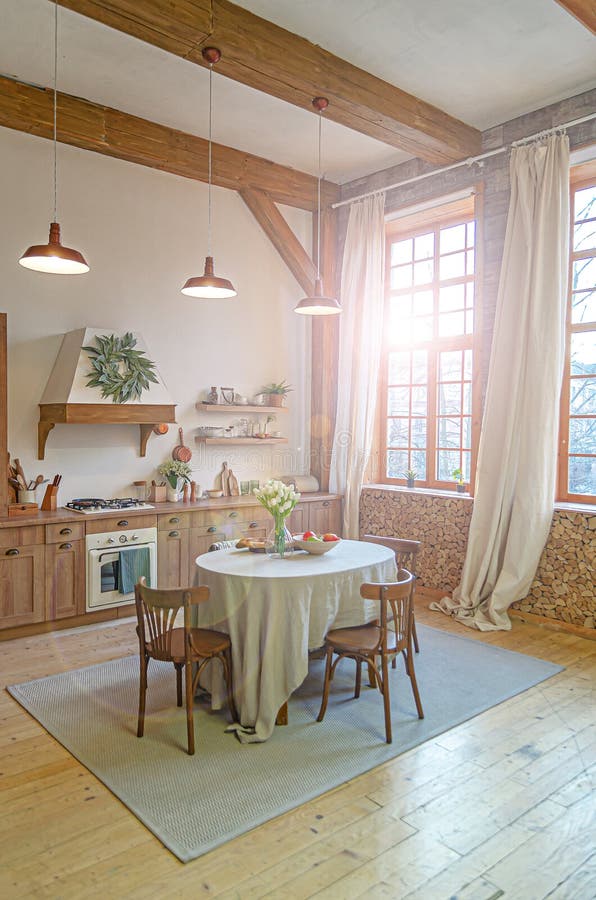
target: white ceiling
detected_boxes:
[0,0,594,183]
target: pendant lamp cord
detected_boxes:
[207,61,213,258]
[53,0,58,224]
[316,110,322,279]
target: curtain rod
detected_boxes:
[332,111,596,209]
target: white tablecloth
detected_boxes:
[195,540,396,742]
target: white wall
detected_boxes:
[0,126,312,501]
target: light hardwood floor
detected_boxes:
[1,606,595,900]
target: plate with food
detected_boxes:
[292,530,341,555]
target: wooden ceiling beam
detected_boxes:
[0,75,338,210]
[56,0,482,164]
[554,1,596,34]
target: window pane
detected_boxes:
[569,417,596,454]
[466,221,475,247]
[411,418,427,448]
[440,350,462,381]
[462,382,472,415]
[571,290,596,325]
[570,378,596,415]
[414,259,433,285]
[463,416,472,450]
[439,283,465,312]
[387,387,410,415]
[391,238,412,265]
[466,282,474,308]
[437,417,461,447]
[440,223,466,254]
[572,257,596,292]
[414,232,434,260]
[466,309,474,334]
[462,451,471,481]
[387,418,409,446]
[437,449,460,481]
[411,450,426,478]
[412,350,428,384]
[568,455,596,496]
[411,386,427,415]
[573,221,596,252]
[467,249,475,275]
[438,382,462,415]
[391,265,412,290]
[413,289,433,316]
[387,450,408,478]
[574,186,596,222]
[440,252,466,280]
[388,351,410,384]
[439,311,466,337]
[570,331,595,375]
[464,349,473,379]
[412,316,434,341]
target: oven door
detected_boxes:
[87,543,157,611]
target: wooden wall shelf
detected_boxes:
[196,403,287,414]
[38,403,177,459]
[194,437,288,446]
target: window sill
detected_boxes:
[554,501,596,514]
[362,483,473,499]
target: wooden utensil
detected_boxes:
[221,461,230,496]
[172,427,192,462]
[13,458,28,490]
[228,468,240,496]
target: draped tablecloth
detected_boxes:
[194,539,396,742]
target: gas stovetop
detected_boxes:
[65,498,155,514]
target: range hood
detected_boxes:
[38,327,176,459]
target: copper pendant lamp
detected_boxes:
[294,97,341,316]
[19,1,89,275]
[181,47,236,299]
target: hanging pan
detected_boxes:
[172,427,192,462]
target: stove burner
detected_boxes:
[66,498,149,512]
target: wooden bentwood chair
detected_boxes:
[363,535,421,653]
[134,577,237,755]
[317,569,423,743]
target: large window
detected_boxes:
[378,196,479,489]
[559,167,596,502]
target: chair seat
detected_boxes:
[148,626,230,661]
[326,624,401,655]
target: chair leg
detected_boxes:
[355,659,362,698]
[367,661,377,686]
[406,646,424,719]
[412,613,420,654]
[380,654,392,743]
[175,663,183,707]
[184,660,195,755]
[137,654,149,738]
[317,646,334,723]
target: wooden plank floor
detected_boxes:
[0,606,594,899]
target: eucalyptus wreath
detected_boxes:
[83,332,159,403]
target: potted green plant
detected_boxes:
[158,459,192,501]
[452,468,467,493]
[402,468,418,489]
[260,380,292,408]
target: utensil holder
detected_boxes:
[41,484,58,511]
[149,485,167,503]
[18,489,37,504]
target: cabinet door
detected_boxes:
[287,503,307,535]
[157,528,190,589]
[308,500,342,536]
[188,528,226,586]
[46,540,85,620]
[0,545,45,628]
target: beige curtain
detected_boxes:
[329,193,385,537]
[432,133,570,630]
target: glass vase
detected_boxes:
[266,516,294,558]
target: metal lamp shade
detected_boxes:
[294,278,341,315]
[19,222,89,275]
[181,256,237,298]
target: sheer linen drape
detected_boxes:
[431,134,570,631]
[329,193,385,538]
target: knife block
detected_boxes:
[41,484,58,511]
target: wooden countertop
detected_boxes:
[0,493,341,529]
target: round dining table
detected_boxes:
[194,539,396,742]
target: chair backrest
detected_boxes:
[208,540,237,552]
[134,577,210,662]
[360,569,415,653]
[363,534,421,577]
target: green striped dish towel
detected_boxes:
[118,546,151,594]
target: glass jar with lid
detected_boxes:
[133,481,147,502]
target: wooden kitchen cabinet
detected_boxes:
[308,499,342,536]
[287,503,308,535]
[45,540,85,620]
[158,527,190,589]
[0,544,45,628]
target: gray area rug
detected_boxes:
[7,624,563,863]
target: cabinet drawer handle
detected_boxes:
[169,517,180,524]
[322,501,330,507]
[59,542,72,550]
[60,527,72,535]
[229,511,238,518]
[168,531,180,538]
[6,548,19,556]
[249,522,258,528]
[208,526,217,533]
[117,519,129,527]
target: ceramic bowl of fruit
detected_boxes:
[292,531,341,555]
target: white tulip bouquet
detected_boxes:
[253,479,300,557]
